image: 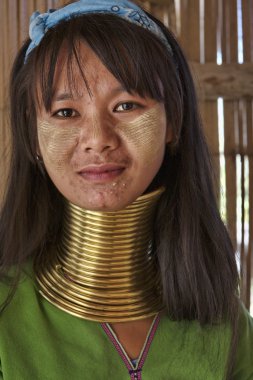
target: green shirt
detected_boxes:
[0,263,252,380]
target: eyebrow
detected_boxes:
[54,93,76,101]
[110,85,128,95]
[53,86,128,102]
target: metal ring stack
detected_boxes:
[35,188,164,322]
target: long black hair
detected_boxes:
[0,10,239,379]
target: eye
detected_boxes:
[53,108,79,118]
[114,102,140,112]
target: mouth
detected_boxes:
[78,164,125,182]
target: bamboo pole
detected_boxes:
[222,0,238,250]
[201,0,220,200]
[242,0,253,308]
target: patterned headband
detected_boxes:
[25,0,172,62]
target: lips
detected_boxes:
[78,164,125,182]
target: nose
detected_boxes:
[79,113,119,153]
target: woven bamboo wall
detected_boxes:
[174,0,253,311]
[0,0,253,312]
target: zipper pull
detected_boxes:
[129,368,142,380]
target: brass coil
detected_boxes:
[35,188,164,322]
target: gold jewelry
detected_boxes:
[35,187,165,322]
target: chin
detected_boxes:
[71,195,140,212]
[62,184,144,212]
[68,198,125,212]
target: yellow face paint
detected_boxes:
[115,104,166,166]
[37,121,80,170]
[38,104,166,171]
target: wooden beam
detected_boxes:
[191,62,253,99]
[138,0,174,6]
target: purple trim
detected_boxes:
[138,314,160,368]
[101,322,133,375]
[101,313,161,380]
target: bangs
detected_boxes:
[31,14,174,111]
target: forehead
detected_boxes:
[35,24,165,112]
[52,41,122,98]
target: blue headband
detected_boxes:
[25,0,172,62]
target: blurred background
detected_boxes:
[0,0,252,314]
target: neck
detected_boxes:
[35,188,164,322]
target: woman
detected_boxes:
[0,1,252,379]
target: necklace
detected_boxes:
[35,188,164,322]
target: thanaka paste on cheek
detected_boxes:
[37,121,80,170]
[115,104,166,166]
[37,119,130,204]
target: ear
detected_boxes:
[35,141,43,163]
[165,125,173,144]
[35,132,42,157]
[36,147,41,156]
[35,147,42,160]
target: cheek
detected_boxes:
[37,121,79,171]
[117,106,166,166]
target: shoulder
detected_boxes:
[232,303,253,379]
[155,313,232,378]
[0,259,37,314]
[238,302,253,333]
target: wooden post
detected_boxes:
[201,0,220,204]
[222,0,238,251]
[242,0,253,309]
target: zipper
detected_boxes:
[101,313,161,379]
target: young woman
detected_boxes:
[0,1,252,379]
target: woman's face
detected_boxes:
[37,42,171,211]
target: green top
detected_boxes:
[0,262,252,380]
